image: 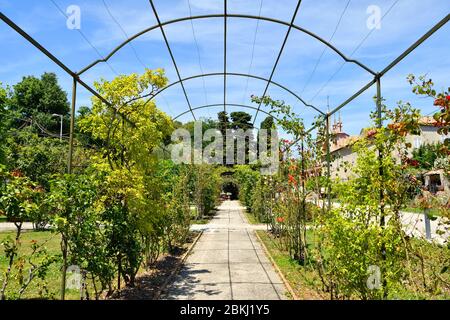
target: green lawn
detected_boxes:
[0,216,7,222]
[0,230,75,300]
[257,229,450,300]
[403,206,442,217]
[244,210,260,225]
[256,230,324,299]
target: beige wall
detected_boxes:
[329,125,447,181]
[405,126,448,153]
[330,146,358,181]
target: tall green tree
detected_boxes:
[259,115,275,156]
[10,73,70,133]
[217,111,229,134]
[230,111,253,131]
[11,73,69,116]
[78,69,174,289]
[233,112,254,164]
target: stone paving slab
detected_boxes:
[162,200,288,300]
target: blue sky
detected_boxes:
[1,0,449,137]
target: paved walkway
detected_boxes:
[399,211,449,245]
[0,222,35,232]
[162,200,288,300]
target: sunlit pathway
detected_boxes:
[162,200,288,300]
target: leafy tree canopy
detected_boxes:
[78,69,173,170]
[260,115,275,130]
[412,143,446,170]
[10,72,70,117]
[230,111,253,131]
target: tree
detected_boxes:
[217,111,229,134]
[11,73,70,117]
[0,168,42,299]
[412,143,446,170]
[78,69,172,171]
[189,164,221,219]
[323,101,423,299]
[46,174,104,300]
[230,112,254,164]
[181,118,218,148]
[259,115,275,156]
[230,112,253,131]
[9,73,70,134]
[260,115,274,131]
[5,132,67,190]
[77,69,174,290]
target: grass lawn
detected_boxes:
[0,231,118,300]
[257,229,450,300]
[0,230,79,300]
[0,216,7,222]
[244,210,260,225]
[403,206,442,217]
[256,230,324,299]
[0,230,160,300]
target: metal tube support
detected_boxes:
[67,77,77,174]
[148,0,196,121]
[325,115,332,211]
[59,115,63,142]
[252,0,303,125]
[152,72,324,115]
[301,138,306,195]
[78,13,376,77]
[376,76,388,298]
[424,210,432,240]
[376,77,384,222]
[223,0,227,113]
[379,14,450,77]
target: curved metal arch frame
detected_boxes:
[172,103,280,122]
[1,7,448,179]
[150,72,325,115]
[78,14,376,76]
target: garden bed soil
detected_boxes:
[111,231,201,300]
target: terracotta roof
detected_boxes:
[330,135,360,153]
[418,116,438,126]
[329,116,438,154]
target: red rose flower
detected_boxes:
[434,98,446,107]
[11,169,23,177]
[410,160,419,167]
[366,129,377,138]
[404,158,419,167]
[288,174,297,185]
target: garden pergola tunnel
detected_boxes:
[0,3,448,177]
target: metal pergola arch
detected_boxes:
[172,103,282,122]
[0,2,448,174]
[73,3,379,121]
[146,72,325,115]
[76,13,377,76]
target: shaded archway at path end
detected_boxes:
[222,181,239,200]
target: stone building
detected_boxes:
[329,116,448,182]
